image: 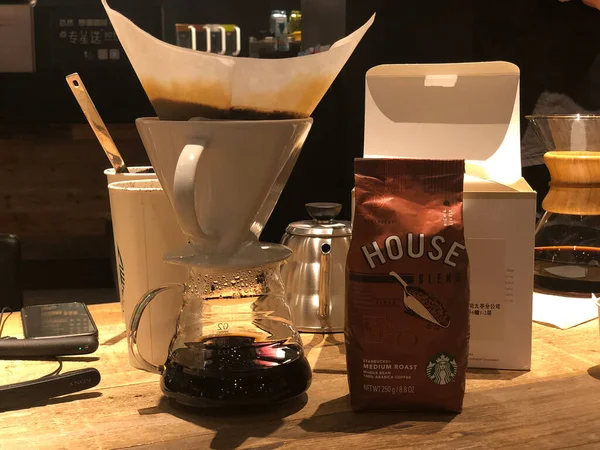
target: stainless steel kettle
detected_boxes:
[281,202,351,333]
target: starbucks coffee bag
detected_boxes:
[346,158,470,412]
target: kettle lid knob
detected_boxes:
[305,202,342,222]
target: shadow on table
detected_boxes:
[303,333,347,375]
[0,391,102,412]
[47,391,102,405]
[466,368,528,381]
[303,334,345,355]
[300,394,456,435]
[101,330,127,346]
[138,393,308,450]
[59,356,100,363]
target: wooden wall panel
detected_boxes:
[0,123,149,287]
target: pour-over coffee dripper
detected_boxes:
[128,118,314,407]
[101,0,374,407]
[527,114,600,295]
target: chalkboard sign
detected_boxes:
[56,17,122,62]
[34,6,161,70]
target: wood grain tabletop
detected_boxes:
[1,302,600,450]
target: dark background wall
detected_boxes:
[1,0,599,290]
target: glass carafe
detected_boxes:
[535,211,600,294]
[527,115,600,295]
[128,245,312,407]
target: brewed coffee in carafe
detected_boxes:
[159,255,311,407]
[527,115,600,295]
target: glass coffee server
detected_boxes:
[527,114,600,295]
[128,118,314,407]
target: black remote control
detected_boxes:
[0,368,101,410]
[0,335,98,357]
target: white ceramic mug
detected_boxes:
[108,179,187,369]
[135,118,313,257]
[104,166,156,183]
[105,166,158,318]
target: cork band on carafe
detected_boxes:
[543,151,600,215]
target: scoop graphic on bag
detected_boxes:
[389,271,450,328]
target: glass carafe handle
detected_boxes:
[128,283,184,374]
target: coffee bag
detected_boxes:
[346,158,469,412]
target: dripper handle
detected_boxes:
[128,283,184,374]
[173,144,210,242]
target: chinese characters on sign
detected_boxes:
[469,303,501,316]
[57,18,121,61]
[91,30,102,45]
[59,18,108,27]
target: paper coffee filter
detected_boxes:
[102,0,374,120]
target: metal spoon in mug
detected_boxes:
[66,73,128,173]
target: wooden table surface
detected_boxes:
[1,302,600,450]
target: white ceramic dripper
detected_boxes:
[136,118,313,262]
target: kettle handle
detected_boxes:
[128,283,184,374]
[318,243,332,319]
[172,144,210,242]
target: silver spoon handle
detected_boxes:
[66,73,128,173]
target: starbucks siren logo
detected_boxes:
[117,245,125,298]
[426,352,458,385]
